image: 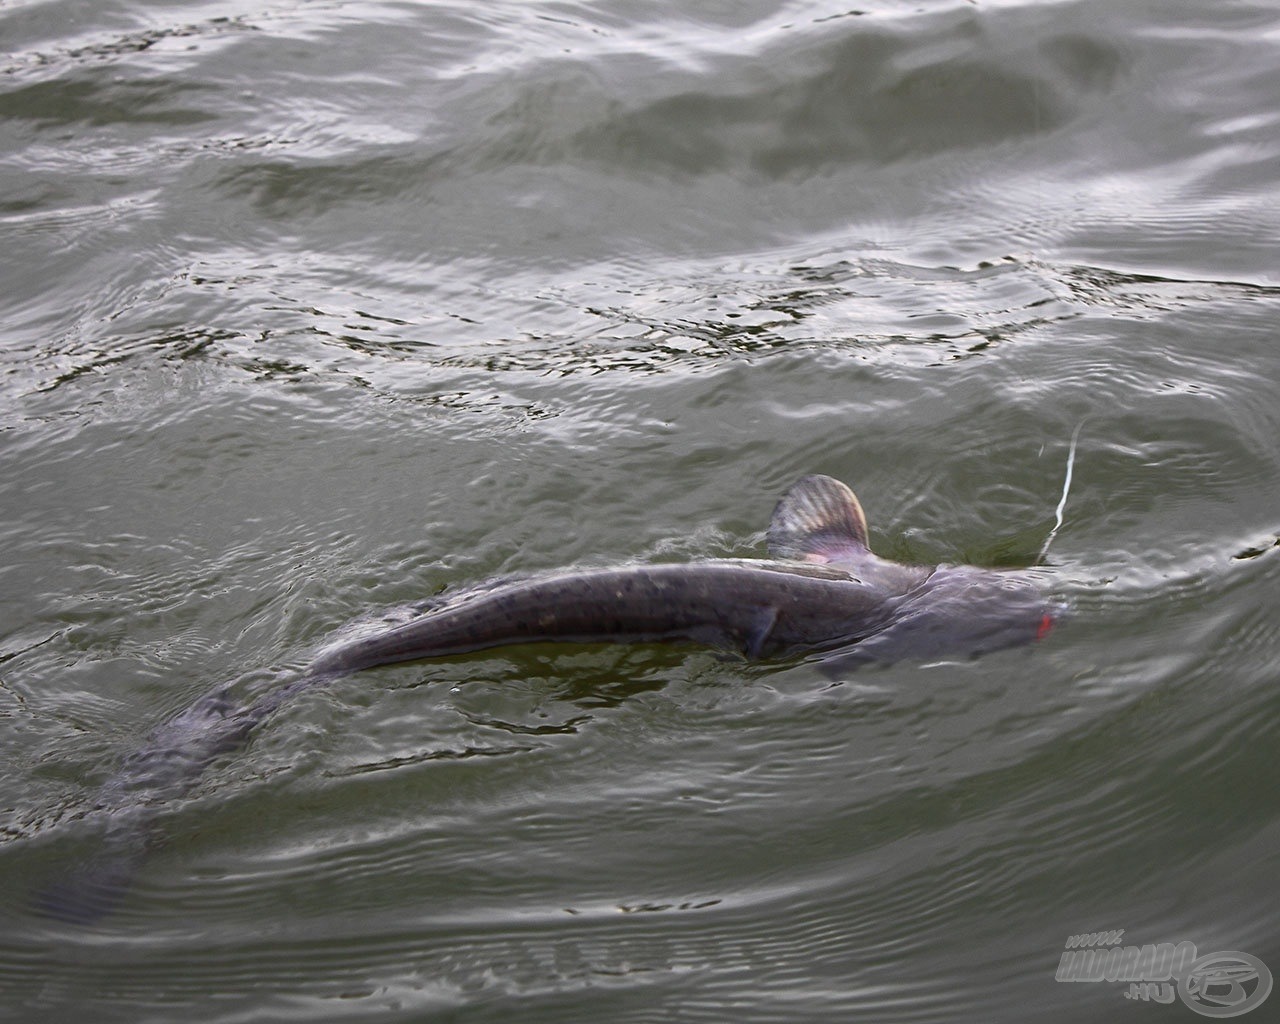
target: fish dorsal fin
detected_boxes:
[767,475,870,564]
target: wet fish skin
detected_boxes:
[311,560,911,673]
[35,475,1059,921]
[309,472,1054,674]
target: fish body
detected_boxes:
[37,475,1059,920]
[313,561,899,671]
[312,474,1055,673]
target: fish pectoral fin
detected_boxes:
[744,606,780,659]
[767,475,871,564]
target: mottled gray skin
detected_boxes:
[36,475,1058,921]
[312,561,909,673]
[310,558,1051,675]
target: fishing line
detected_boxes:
[1037,419,1085,565]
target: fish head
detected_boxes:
[769,475,1065,667]
[852,565,1064,665]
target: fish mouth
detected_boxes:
[1035,601,1071,641]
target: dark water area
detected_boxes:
[2,0,1279,1021]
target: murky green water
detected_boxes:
[3,1,1279,1021]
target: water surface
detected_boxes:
[2,1,1279,1021]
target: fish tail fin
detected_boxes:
[34,817,155,924]
[33,668,341,923]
